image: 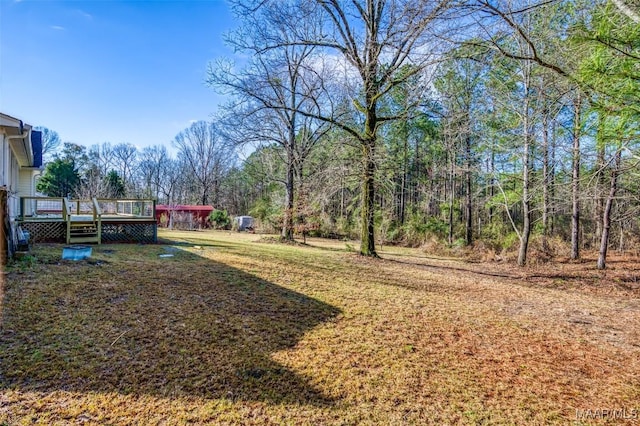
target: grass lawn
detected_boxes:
[1,229,639,425]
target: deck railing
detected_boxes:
[96,199,155,218]
[19,197,158,244]
[66,199,96,216]
[20,197,156,221]
[19,197,65,220]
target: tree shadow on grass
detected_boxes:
[0,243,341,405]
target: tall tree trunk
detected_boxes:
[517,108,531,267]
[448,148,455,247]
[414,137,421,211]
[295,166,306,243]
[400,136,408,225]
[594,119,606,246]
[597,149,622,270]
[570,95,582,260]
[281,155,295,241]
[359,54,379,257]
[618,221,624,252]
[517,62,532,267]
[489,150,495,222]
[550,118,557,235]
[465,136,472,245]
[281,78,298,241]
[340,175,345,220]
[541,108,550,251]
[212,179,219,208]
[360,139,377,256]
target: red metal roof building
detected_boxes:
[156,205,214,228]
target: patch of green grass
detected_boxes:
[1,230,639,424]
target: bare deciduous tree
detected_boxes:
[208,7,330,240]
[34,127,62,162]
[112,143,138,195]
[236,0,456,256]
[173,121,234,206]
[137,145,169,200]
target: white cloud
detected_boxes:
[51,25,66,31]
[75,9,93,20]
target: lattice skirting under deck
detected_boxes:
[101,223,157,243]
[19,221,157,244]
[20,222,66,242]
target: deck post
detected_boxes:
[64,198,71,244]
[1,187,7,265]
[153,199,158,242]
[92,197,102,245]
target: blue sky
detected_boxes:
[0,0,237,152]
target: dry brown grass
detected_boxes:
[1,230,639,425]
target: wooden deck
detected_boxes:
[19,197,157,244]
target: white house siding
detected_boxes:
[1,114,43,259]
[1,133,22,222]
[18,168,36,217]
[1,152,20,245]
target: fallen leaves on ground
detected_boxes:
[1,230,638,425]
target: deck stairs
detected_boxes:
[68,220,100,244]
[64,197,102,245]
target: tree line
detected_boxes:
[36,122,238,210]
[37,0,639,269]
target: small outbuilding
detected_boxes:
[156,205,214,229]
[234,216,254,231]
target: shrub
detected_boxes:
[209,209,231,230]
[401,214,448,247]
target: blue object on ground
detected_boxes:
[17,227,30,251]
[62,246,92,260]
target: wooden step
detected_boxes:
[69,222,96,228]
[69,226,97,231]
[68,235,100,244]
[69,229,97,235]
[67,220,101,244]
[70,233,97,238]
